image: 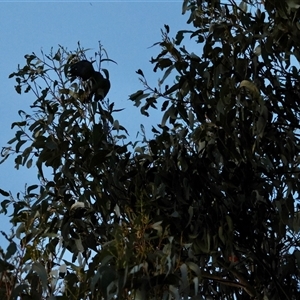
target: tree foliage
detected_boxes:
[1,1,300,299]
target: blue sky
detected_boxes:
[0,1,194,246]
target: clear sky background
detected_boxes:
[0,1,194,247]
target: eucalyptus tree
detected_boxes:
[1,1,300,299]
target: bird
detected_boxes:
[68,60,111,101]
[69,60,96,81]
[89,71,111,101]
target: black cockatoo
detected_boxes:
[90,71,111,101]
[69,60,110,101]
[69,60,96,81]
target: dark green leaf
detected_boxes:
[5,242,17,260]
[0,189,9,197]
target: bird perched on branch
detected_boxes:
[90,71,111,101]
[69,59,110,101]
[69,60,96,81]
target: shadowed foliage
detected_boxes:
[0,1,300,299]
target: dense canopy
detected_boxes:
[1,1,300,299]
